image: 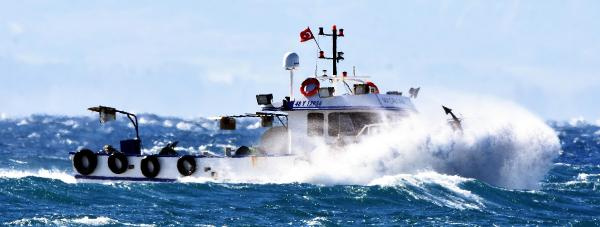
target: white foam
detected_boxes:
[0,169,77,184]
[200,121,217,130]
[577,173,600,182]
[569,116,587,127]
[163,120,173,127]
[177,176,218,184]
[8,159,27,164]
[71,216,115,225]
[27,132,40,139]
[176,121,193,131]
[246,121,261,130]
[17,119,28,126]
[138,117,158,125]
[369,171,483,210]
[303,217,329,226]
[4,216,154,226]
[62,119,79,128]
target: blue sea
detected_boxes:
[0,114,599,226]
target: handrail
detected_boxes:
[355,123,385,138]
[355,122,404,139]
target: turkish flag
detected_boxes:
[300,27,314,42]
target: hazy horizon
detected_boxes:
[1,1,599,121]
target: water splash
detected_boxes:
[210,92,561,189]
[298,93,560,189]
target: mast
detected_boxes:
[318,25,344,76]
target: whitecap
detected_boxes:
[368,171,484,210]
[62,119,79,128]
[177,176,218,184]
[27,132,40,139]
[0,169,77,184]
[176,121,193,131]
[4,216,154,226]
[303,217,329,226]
[139,117,158,125]
[17,119,28,126]
[577,173,600,182]
[246,121,261,130]
[8,159,27,164]
[568,116,587,127]
[201,121,217,130]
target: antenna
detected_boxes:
[283,52,300,99]
[317,25,344,76]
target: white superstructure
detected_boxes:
[69,25,418,182]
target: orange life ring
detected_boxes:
[366,81,379,94]
[300,78,320,97]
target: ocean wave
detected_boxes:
[0,169,76,184]
[177,176,218,184]
[577,173,600,182]
[368,171,484,210]
[175,121,194,131]
[4,216,154,226]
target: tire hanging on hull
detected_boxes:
[108,153,129,174]
[141,155,161,178]
[177,155,197,176]
[73,149,97,175]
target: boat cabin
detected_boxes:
[219,25,418,154]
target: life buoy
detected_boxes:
[108,153,129,174]
[177,155,197,176]
[73,149,97,175]
[141,155,161,178]
[366,81,379,94]
[300,78,320,97]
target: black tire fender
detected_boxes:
[108,153,129,174]
[140,155,160,178]
[177,155,196,176]
[73,149,97,175]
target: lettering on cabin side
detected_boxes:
[380,97,404,106]
[293,100,322,108]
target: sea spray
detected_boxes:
[294,93,561,189]
[201,92,561,189]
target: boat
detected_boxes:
[69,25,418,182]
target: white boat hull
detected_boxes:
[70,153,301,183]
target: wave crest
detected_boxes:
[0,169,76,184]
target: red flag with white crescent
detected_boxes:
[300,27,314,42]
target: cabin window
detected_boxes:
[328,112,381,136]
[307,113,324,136]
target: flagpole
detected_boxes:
[312,37,322,51]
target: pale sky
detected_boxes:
[1,1,599,120]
